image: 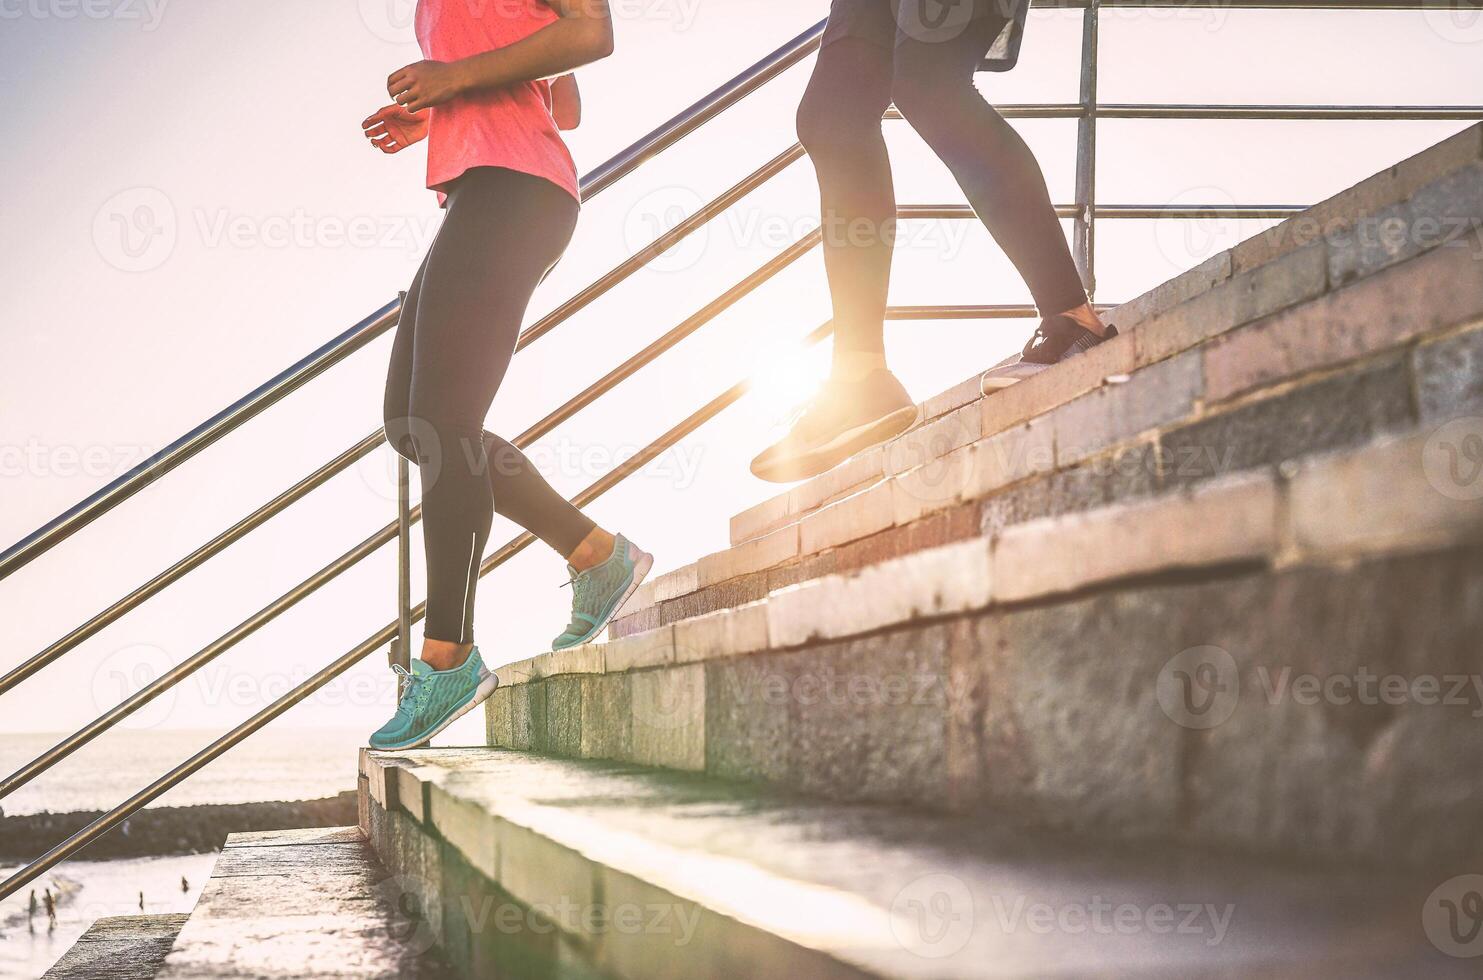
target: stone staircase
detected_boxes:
[43,827,450,980]
[41,124,1483,978]
[478,124,1483,868]
[355,125,1483,976]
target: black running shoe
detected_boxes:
[750,370,920,484]
[980,316,1118,392]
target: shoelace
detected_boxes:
[391,664,429,713]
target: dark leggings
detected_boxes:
[798,8,1088,355]
[384,166,595,644]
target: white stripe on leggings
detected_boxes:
[460,531,477,642]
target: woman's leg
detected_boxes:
[395,167,580,652]
[795,33,897,377]
[890,9,1094,324]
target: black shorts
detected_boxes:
[821,0,1029,71]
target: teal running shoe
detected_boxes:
[368,647,498,751]
[553,534,654,651]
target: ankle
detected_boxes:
[1058,302,1107,337]
[567,527,616,572]
[421,639,473,672]
[831,349,887,383]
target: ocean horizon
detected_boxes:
[0,727,372,817]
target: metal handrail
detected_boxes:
[0,20,829,586]
[0,301,399,582]
[4,0,1477,899]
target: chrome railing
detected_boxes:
[3,0,1480,900]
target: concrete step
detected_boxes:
[42,913,190,980]
[359,748,1472,980]
[609,123,1483,642]
[488,428,1483,868]
[153,826,450,979]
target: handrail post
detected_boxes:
[392,453,413,692]
[1073,0,1100,299]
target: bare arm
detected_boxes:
[551,74,581,130]
[388,1,612,113]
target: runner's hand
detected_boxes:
[362,104,429,154]
[388,60,467,113]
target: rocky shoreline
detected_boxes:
[0,792,358,861]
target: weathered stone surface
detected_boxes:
[361,749,1474,979]
[1159,356,1414,487]
[1111,250,1233,332]
[798,480,894,555]
[1134,243,1329,368]
[580,671,632,761]
[971,590,1185,836]
[781,629,952,804]
[1205,233,1483,403]
[1288,431,1483,559]
[1414,321,1483,424]
[484,685,512,747]
[1052,350,1203,466]
[545,675,584,758]
[978,441,1161,536]
[992,474,1279,603]
[604,624,676,672]
[704,655,793,784]
[156,828,450,979]
[630,664,705,771]
[43,914,189,980]
[981,330,1138,439]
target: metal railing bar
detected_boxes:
[884,305,1108,320]
[886,104,1483,123]
[900,204,1307,219]
[579,21,825,200]
[513,230,824,446]
[518,144,807,352]
[0,301,400,583]
[0,619,397,901]
[1098,104,1483,120]
[0,317,847,902]
[0,503,420,799]
[0,21,830,585]
[1048,0,1462,8]
[0,435,385,699]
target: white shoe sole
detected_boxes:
[754,404,922,483]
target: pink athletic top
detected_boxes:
[415,0,580,204]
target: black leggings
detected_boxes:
[798,4,1088,355]
[384,166,595,645]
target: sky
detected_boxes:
[1,0,1480,767]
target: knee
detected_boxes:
[383,414,419,463]
[796,88,877,164]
